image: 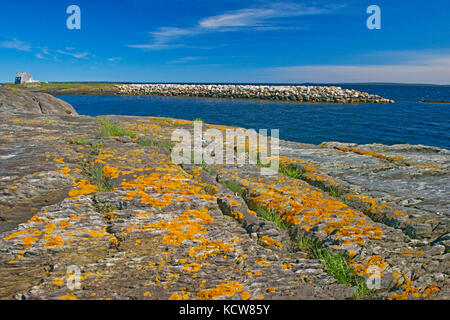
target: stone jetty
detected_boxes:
[1,87,448,301]
[118,84,395,104]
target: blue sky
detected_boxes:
[1,0,449,84]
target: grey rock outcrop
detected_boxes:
[0,86,78,116]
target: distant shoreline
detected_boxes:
[421,100,450,104]
[1,81,450,86]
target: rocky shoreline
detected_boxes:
[117,84,395,104]
[0,87,447,301]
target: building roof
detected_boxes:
[16,72,32,79]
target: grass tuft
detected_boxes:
[98,117,136,138]
[279,164,303,179]
[254,206,290,229]
[83,162,113,192]
[138,139,174,150]
[295,235,371,299]
[223,180,243,196]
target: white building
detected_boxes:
[15,72,39,84]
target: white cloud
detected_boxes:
[55,49,91,59]
[199,4,329,29]
[107,57,123,62]
[0,38,31,51]
[128,2,335,50]
[168,56,206,64]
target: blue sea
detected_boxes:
[56,84,450,150]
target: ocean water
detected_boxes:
[56,84,450,150]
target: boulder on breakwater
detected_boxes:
[118,84,395,104]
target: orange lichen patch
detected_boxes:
[4,230,26,241]
[144,212,208,246]
[52,278,65,286]
[247,209,256,216]
[303,166,317,173]
[402,250,425,255]
[104,212,118,220]
[59,295,76,300]
[22,236,38,248]
[9,186,18,190]
[236,254,248,261]
[389,272,440,300]
[260,236,283,248]
[346,194,392,215]
[334,146,410,165]
[197,281,244,300]
[231,211,244,220]
[68,179,99,198]
[183,263,202,273]
[168,292,188,300]
[229,200,241,207]
[88,230,106,238]
[265,288,276,293]
[282,263,292,270]
[60,220,73,228]
[189,239,234,260]
[240,291,251,300]
[29,216,43,223]
[108,236,119,246]
[351,255,387,276]
[44,236,64,248]
[255,258,271,265]
[53,157,65,164]
[103,165,120,178]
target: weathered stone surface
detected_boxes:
[0,87,78,116]
[0,109,447,300]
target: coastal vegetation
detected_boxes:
[2,82,118,91]
[98,117,136,138]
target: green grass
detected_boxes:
[254,206,290,229]
[274,164,344,199]
[279,164,303,179]
[220,173,369,298]
[98,117,136,138]
[223,180,243,196]
[138,139,174,150]
[71,139,102,156]
[193,118,204,123]
[295,235,371,299]
[200,162,216,176]
[327,185,344,198]
[10,87,21,95]
[72,138,88,145]
[3,82,118,90]
[150,117,180,127]
[256,155,272,168]
[83,162,113,192]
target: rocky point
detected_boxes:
[0,87,447,300]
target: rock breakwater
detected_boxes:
[118,84,395,104]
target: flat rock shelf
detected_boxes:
[0,88,447,301]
